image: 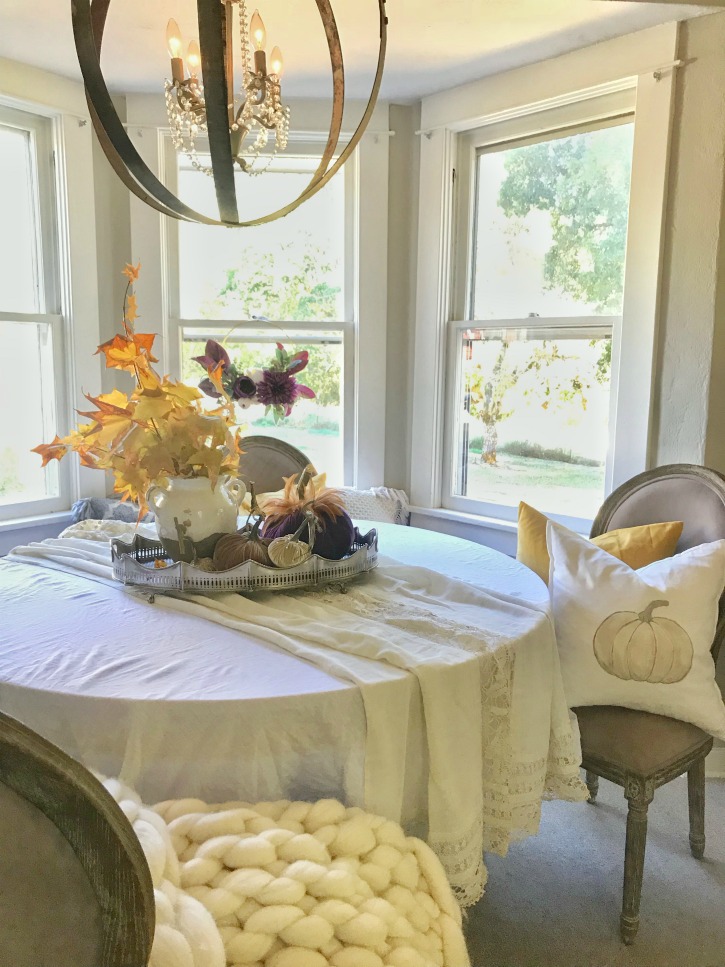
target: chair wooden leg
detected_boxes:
[688,757,706,859]
[620,779,654,945]
[585,770,599,803]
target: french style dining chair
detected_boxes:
[575,464,725,944]
[0,711,154,967]
[237,435,314,494]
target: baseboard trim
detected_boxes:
[706,746,725,778]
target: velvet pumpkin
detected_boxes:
[261,471,355,560]
[213,520,271,569]
[262,510,355,560]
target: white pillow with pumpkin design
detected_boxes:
[547,520,725,740]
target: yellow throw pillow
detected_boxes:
[516,501,683,583]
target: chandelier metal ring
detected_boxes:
[71,0,388,227]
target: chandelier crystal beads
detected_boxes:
[164,0,290,176]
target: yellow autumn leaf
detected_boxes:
[126,292,139,324]
[133,394,175,424]
[161,378,202,405]
[186,447,224,487]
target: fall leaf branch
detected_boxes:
[32,262,241,518]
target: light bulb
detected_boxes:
[166,19,183,59]
[270,46,284,77]
[186,40,201,75]
[250,11,267,51]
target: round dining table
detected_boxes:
[0,521,550,816]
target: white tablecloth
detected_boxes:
[0,520,580,902]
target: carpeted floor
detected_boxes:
[465,776,725,967]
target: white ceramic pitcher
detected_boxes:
[147,475,246,562]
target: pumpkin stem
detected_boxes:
[638,599,669,622]
[291,514,313,543]
[297,465,315,500]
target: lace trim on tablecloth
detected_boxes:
[429,812,487,907]
[307,585,586,904]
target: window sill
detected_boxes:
[0,510,74,534]
[0,510,74,558]
[409,505,589,557]
[410,505,519,533]
[409,505,519,556]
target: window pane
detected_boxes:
[472,122,634,319]
[0,125,41,314]
[0,322,59,505]
[452,327,611,520]
[181,329,344,486]
[178,156,345,321]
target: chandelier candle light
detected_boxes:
[165,2,290,176]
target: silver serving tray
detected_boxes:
[111,529,378,593]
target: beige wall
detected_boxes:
[92,96,133,399]
[384,103,421,491]
[645,13,725,705]
[653,13,725,470]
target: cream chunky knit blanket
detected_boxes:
[101,777,470,967]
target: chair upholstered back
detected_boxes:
[590,464,725,662]
[0,712,154,967]
[237,435,314,494]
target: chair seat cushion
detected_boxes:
[574,705,712,779]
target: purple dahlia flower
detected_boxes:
[257,369,308,409]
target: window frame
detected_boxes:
[442,97,635,528]
[409,47,680,549]
[0,104,70,521]
[163,136,356,486]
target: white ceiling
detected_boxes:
[0,1,715,101]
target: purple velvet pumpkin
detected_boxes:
[262,509,355,560]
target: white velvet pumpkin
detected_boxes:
[593,599,694,684]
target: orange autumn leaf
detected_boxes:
[122,262,141,282]
[31,436,67,467]
[96,333,158,373]
[209,361,226,394]
[133,333,156,354]
[77,448,100,469]
[77,389,131,419]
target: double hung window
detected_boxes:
[0,105,66,520]
[167,146,353,486]
[446,95,635,526]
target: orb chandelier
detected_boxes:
[71,0,388,227]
